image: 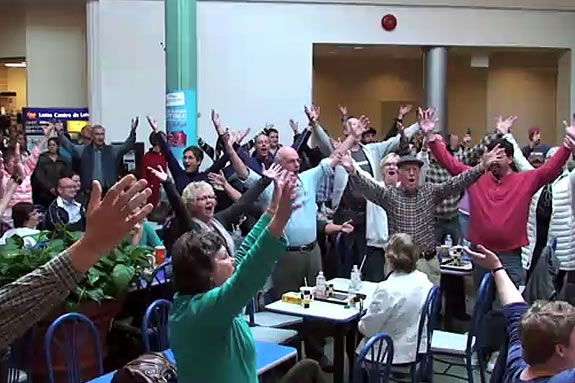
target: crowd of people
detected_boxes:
[0,102,574,383]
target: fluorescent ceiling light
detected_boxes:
[353,46,364,50]
[4,62,26,68]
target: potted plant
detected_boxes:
[0,229,153,382]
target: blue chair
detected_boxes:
[245,298,302,358]
[44,313,104,383]
[145,260,174,301]
[5,329,34,383]
[390,286,442,383]
[142,299,173,352]
[354,332,395,383]
[432,273,495,383]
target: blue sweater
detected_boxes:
[503,302,575,383]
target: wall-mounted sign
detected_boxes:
[166,90,197,159]
[22,107,90,136]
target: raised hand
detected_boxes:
[495,116,517,135]
[268,171,298,237]
[562,116,575,142]
[146,116,160,133]
[304,104,320,124]
[131,117,139,132]
[262,163,282,181]
[237,128,251,145]
[83,175,153,256]
[207,171,227,187]
[349,115,370,138]
[289,119,299,134]
[147,165,168,182]
[417,107,439,134]
[464,245,502,271]
[337,151,355,173]
[480,144,505,170]
[43,122,55,137]
[338,105,348,118]
[399,104,413,118]
[211,109,225,136]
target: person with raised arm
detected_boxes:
[426,110,575,288]
[338,115,501,285]
[169,172,326,383]
[0,175,153,357]
[465,245,575,383]
[57,120,137,194]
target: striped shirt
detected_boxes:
[1,144,42,223]
[0,252,84,358]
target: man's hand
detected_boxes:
[262,163,282,181]
[304,104,320,125]
[131,117,139,132]
[76,175,153,269]
[43,123,55,137]
[207,171,228,188]
[495,116,517,135]
[146,116,160,133]
[349,116,370,139]
[336,151,355,174]
[480,145,505,170]
[211,109,225,136]
[464,245,503,271]
[338,105,348,120]
[147,165,168,183]
[237,128,251,145]
[417,107,439,135]
[289,119,299,135]
[398,104,413,119]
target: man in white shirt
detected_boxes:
[46,176,86,231]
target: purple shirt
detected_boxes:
[504,302,575,383]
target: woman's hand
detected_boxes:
[148,165,168,182]
[208,171,227,187]
[268,171,298,237]
[146,116,159,133]
[464,245,503,271]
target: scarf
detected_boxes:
[191,217,237,262]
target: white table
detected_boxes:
[265,278,375,383]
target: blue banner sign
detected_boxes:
[166,90,197,160]
[23,107,89,135]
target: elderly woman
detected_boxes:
[379,152,400,187]
[150,163,280,256]
[169,173,325,383]
[358,233,433,364]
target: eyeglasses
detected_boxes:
[194,195,217,202]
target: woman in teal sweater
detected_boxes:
[168,172,325,383]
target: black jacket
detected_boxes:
[32,153,72,206]
[45,198,86,232]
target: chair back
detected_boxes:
[354,332,394,383]
[142,299,173,352]
[467,273,495,352]
[5,327,35,383]
[415,286,441,356]
[335,232,351,277]
[245,298,257,327]
[44,312,103,383]
[145,260,174,301]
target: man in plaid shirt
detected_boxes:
[0,176,153,362]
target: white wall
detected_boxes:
[195,2,575,146]
[25,4,88,107]
[89,0,166,143]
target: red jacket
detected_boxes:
[429,138,570,252]
[141,150,167,207]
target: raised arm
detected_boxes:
[112,118,138,158]
[340,152,391,207]
[185,172,294,324]
[22,125,53,178]
[215,165,277,229]
[147,117,186,181]
[57,130,84,159]
[159,175,193,233]
[505,133,534,172]
[433,164,484,200]
[0,175,153,350]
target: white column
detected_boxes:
[86,0,102,124]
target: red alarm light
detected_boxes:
[382,14,397,31]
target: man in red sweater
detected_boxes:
[141,131,167,207]
[422,109,575,287]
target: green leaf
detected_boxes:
[112,264,135,293]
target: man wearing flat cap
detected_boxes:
[338,109,503,284]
